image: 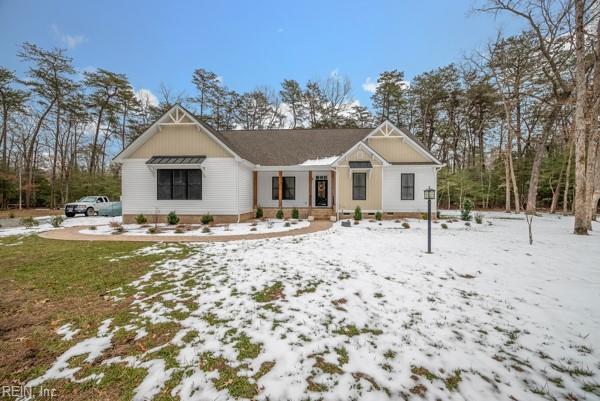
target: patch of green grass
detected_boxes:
[295,280,322,296]
[96,363,148,399]
[314,356,343,374]
[582,381,600,396]
[444,370,462,391]
[411,366,439,381]
[0,235,179,298]
[333,324,383,337]
[550,362,594,377]
[335,347,349,365]
[234,333,262,360]
[199,352,258,398]
[201,312,230,326]
[374,292,384,298]
[253,282,284,303]
[383,349,397,360]
[261,303,282,313]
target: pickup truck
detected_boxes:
[64,196,113,217]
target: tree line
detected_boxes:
[0,0,599,235]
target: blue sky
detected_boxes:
[0,0,523,108]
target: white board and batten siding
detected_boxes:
[122,158,241,215]
[382,165,437,213]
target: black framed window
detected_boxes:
[157,169,202,200]
[401,173,415,200]
[272,176,296,200]
[352,172,367,200]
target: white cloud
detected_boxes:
[362,77,378,94]
[51,24,86,49]
[135,88,159,107]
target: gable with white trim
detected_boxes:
[366,121,438,164]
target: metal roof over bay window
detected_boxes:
[146,155,206,165]
[348,161,373,168]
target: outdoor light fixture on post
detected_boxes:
[424,187,436,254]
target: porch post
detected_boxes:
[252,171,258,209]
[278,170,283,208]
[331,170,336,214]
[308,170,313,212]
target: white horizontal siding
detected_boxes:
[382,165,437,213]
[122,158,238,215]
[238,164,253,214]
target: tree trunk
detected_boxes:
[526,105,560,214]
[563,140,574,214]
[573,0,589,234]
[24,101,55,207]
[50,103,61,209]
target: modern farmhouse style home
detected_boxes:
[114,105,443,223]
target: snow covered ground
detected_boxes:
[22,213,600,400]
[0,215,121,237]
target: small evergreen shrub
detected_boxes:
[20,216,38,228]
[421,213,428,220]
[202,226,211,233]
[354,206,362,221]
[147,226,157,234]
[9,212,15,219]
[276,209,284,219]
[135,214,147,224]
[402,222,410,229]
[256,207,263,219]
[292,207,299,219]
[201,214,214,225]
[51,215,65,228]
[284,221,291,227]
[441,223,448,229]
[89,225,97,230]
[167,211,179,225]
[375,211,382,221]
[461,199,473,221]
[474,213,483,224]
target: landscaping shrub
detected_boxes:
[250,227,257,232]
[256,207,263,219]
[474,213,483,224]
[375,211,382,221]
[167,211,180,225]
[50,215,64,228]
[354,206,362,221]
[421,212,428,220]
[9,212,15,219]
[292,207,299,219]
[441,223,448,229]
[147,227,157,234]
[461,199,473,221]
[284,221,291,227]
[402,222,410,229]
[135,214,147,224]
[202,226,211,233]
[201,213,214,225]
[20,216,38,228]
[276,209,284,219]
[89,225,97,230]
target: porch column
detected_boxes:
[252,171,258,209]
[331,170,336,212]
[308,170,313,211]
[278,170,283,208]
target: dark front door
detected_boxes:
[315,179,328,206]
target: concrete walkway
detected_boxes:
[39,220,333,242]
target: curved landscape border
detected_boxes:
[38,220,333,242]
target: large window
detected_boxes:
[272,176,296,200]
[401,173,415,200]
[157,169,202,200]
[352,172,367,200]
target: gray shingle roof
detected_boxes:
[214,128,373,166]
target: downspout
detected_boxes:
[235,160,240,223]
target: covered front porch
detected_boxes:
[252,167,336,219]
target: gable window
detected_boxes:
[272,176,296,200]
[157,169,202,200]
[401,173,415,200]
[352,172,367,200]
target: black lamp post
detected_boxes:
[424,187,436,253]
